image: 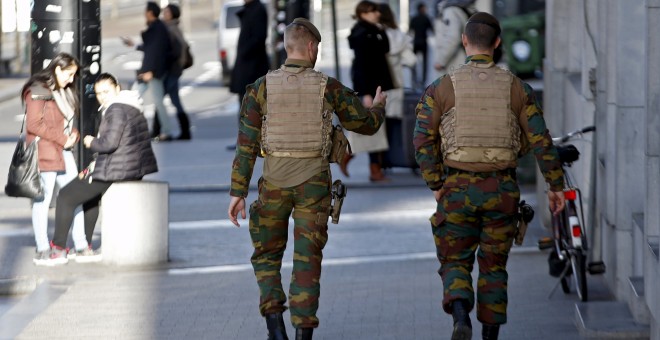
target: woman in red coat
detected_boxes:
[23,53,93,265]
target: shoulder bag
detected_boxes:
[5,109,42,199]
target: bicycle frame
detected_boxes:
[546,126,595,302]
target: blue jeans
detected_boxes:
[31,150,87,252]
[138,77,172,135]
[164,73,191,138]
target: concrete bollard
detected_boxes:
[100,181,169,266]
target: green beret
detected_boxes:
[292,17,322,42]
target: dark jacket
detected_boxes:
[348,20,395,97]
[138,19,173,79]
[89,91,158,182]
[409,13,434,49]
[165,19,187,77]
[25,85,79,172]
[229,0,269,95]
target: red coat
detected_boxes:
[24,86,78,172]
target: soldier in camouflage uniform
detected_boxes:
[227,18,387,340]
[413,12,566,340]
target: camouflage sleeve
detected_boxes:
[229,78,266,198]
[520,80,565,191]
[326,77,384,135]
[413,79,444,190]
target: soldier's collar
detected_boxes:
[465,54,493,63]
[283,58,313,69]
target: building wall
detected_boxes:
[544,0,658,333]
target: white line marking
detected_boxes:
[0,229,33,237]
[167,247,539,276]
[168,209,435,231]
[168,252,437,275]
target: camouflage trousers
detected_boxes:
[430,168,520,325]
[248,171,332,329]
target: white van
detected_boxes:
[217,0,270,86]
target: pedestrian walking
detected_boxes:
[121,1,175,142]
[227,18,386,340]
[44,73,158,265]
[433,0,476,76]
[162,3,193,140]
[379,3,416,120]
[22,52,90,265]
[342,0,394,181]
[409,2,434,87]
[227,0,269,150]
[413,12,566,340]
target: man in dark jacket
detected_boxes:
[409,3,434,87]
[122,2,175,141]
[227,0,269,150]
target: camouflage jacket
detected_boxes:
[230,59,385,198]
[413,54,564,191]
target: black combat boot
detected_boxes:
[482,323,500,340]
[451,299,472,340]
[265,313,289,340]
[295,328,313,340]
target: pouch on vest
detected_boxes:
[329,125,351,163]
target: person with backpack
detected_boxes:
[433,0,477,75]
[162,3,193,140]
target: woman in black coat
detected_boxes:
[344,0,394,181]
[46,73,158,264]
[229,0,269,98]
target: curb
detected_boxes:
[0,277,39,296]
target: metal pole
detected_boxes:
[331,0,339,81]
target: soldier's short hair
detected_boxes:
[284,18,320,53]
[464,12,501,50]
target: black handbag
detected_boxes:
[5,111,43,199]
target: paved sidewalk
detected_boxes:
[0,250,595,340]
[0,132,609,339]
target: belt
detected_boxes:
[443,166,517,178]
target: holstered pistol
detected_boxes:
[329,180,347,224]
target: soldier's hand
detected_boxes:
[228,196,246,227]
[372,86,387,107]
[548,191,566,216]
[433,188,447,202]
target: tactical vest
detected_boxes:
[262,66,333,159]
[440,62,521,163]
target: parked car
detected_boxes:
[217,0,271,86]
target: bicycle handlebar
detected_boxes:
[552,126,596,144]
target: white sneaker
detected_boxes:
[74,246,102,263]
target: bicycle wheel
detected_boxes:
[570,251,588,301]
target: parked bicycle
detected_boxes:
[538,126,605,302]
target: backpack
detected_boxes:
[182,44,194,69]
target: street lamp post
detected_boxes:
[31,0,102,168]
